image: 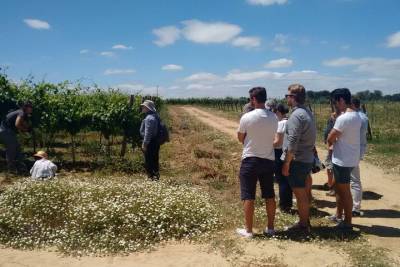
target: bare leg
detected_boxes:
[292,188,309,226]
[243,200,255,233]
[335,183,352,224]
[327,169,334,187]
[335,185,344,218]
[306,175,313,204]
[265,198,276,230]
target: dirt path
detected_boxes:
[180,106,400,259]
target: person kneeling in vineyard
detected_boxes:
[140,100,161,181]
[30,150,57,180]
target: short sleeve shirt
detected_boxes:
[238,108,278,160]
[332,111,362,167]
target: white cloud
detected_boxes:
[324,57,400,78]
[186,84,213,90]
[247,0,288,6]
[181,20,242,44]
[112,44,133,50]
[265,58,293,68]
[23,19,50,30]
[162,64,183,71]
[387,31,400,48]
[80,49,89,54]
[323,57,362,66]
[104,69,136,75]
[225,70,284,81]
[271,33,290,53]
[232,36,261,48]
[100,51,115,57]
[184,72,220,82]
[153,26,181,47]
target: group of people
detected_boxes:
[236,84,368,237]
[0,99,162,181]
[0,101,58,180]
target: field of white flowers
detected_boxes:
[0,178,221,255]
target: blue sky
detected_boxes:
[1,0,400,98]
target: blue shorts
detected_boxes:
[287,161,313,188]
[333,164,353,184]
[239,157,275,200]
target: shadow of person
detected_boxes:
[312,184,329,191]
[313,199,337,209]
[354,224,400,238]
[362,191,383,200]
[253,226,361,242]
[362,209,400,219]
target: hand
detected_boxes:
[282,162,290,177]
[141,143,147,153]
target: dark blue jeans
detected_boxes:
[144,139,160,180]
[275,149,292,211]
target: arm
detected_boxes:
[273,132,284,148]
[238,132,246,144]
[15,116,30,132]
[282,150,294,177]
[237,115,247,144]
[142,116,157,150]
[327,128,341,147]
[281,115,301,176]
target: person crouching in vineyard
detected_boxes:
[0,101,33,174]
[140,100,160,181]
[30,151,57,180]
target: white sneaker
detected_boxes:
[263,228,275,236]
[236,228,253,238]
[325,214,343,223]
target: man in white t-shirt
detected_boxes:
[327,88,361,230]
[236,87,278,238]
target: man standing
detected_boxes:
[350,97,368,217]
[140,100,160,181]
[0,101,33,173]
[281,84,316,233]
[327,88,361,230]
[236,87,278,238]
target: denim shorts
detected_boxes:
[239,157,275,200]
[287,161,313,188]
[333,164,353,184]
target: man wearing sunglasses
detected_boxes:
[281,84,316,233]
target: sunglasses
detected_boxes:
[285,94,295,98]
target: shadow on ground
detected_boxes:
[362,209,400,219]
[354,224,400,238]
[253,226,361,242]
[363,191,383,200]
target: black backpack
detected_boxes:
[156,116,170,145]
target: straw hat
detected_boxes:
[33,150,48,159]
[140,100,157,112]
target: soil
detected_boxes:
[0,105,399,267]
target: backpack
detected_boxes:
[156,116,170,145]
